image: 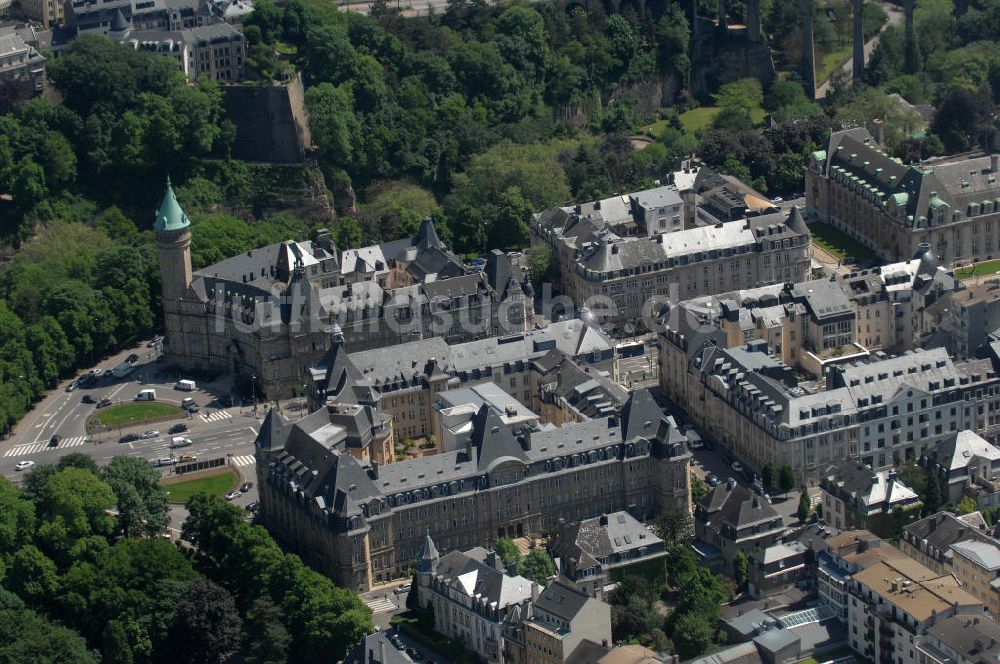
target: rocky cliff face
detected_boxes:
[691,36,776,98]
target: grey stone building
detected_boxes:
[154,182,530,398]
[255,389,691,591]
[0,26,46,94]
[548,510,666,600]
[807,127,1000,264]
[694,478,783,573]
[532,196,810,329]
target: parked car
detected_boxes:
[78,374,97,388]
[96,398,112,409]
[731,461,745,474]
[406,648,423,661]
[181,398,198,411]
[178,454,198,462]
[126,353,139,364]
[168,423,188,434]
[119,433,140,444]
[14,460,35,471]
[224,491,241,501]
[141,430,160,439]
[394,583,411,595]
[66,381,79,392]
[148,336,163,348]
[240,482,253,493]
[706,474,719,487]
[90,368,103,377]
[245,502,258,512]
[48,435,62,447]
[82,395,96,404]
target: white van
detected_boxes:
[175,379,196,391]
[170,437,193,449]
[135,389,156,401]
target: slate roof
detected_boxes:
[927,429,1000,473]
[532,579,593,623]
[951,540,1000,571]
[820,461,919,512]
[434,548,534,609]
[925,615,1000,663]
[470,405,530,472]
[903,511,999,559]
[550,511,663,565]
[342,632,413,664]
[698,480,780,530]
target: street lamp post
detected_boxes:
[251,375,257,413]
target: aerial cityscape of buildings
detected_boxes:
[7,1,1000,660]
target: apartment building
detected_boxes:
[20,0,67,26]
[943,280,1000,359]
[532,191,810,329]
[0,27,46,94]
[256,389,691,591]
[814,530,909,621]
[548,511,666,600]
[807,127,1000,264]
[660,306,1000,479]
[518,580,612,664]
[694,478,784,573]
[847,555,984,664]
[666,250,957,380]
[917,615,1000,664]
[950,540,1000,619]
[415,540,535,664]
[923,430,1000,504]
[747,540,809,599]
[819,461,921,531]
[309,318,614,442]
[900,511,998,575]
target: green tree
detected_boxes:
[691,476,708,502]
[956,495,977,516]
[797,489,812,522]
[7,545,60,608]
[166,580,242,664]
[35,467,116,559]
[243,597,291,664]
[101,456,170,538]
[333,217,363,250]
[760,462,776,490]
[494,537,521,572]
[0,604,99,663]
[778,464,796,496]
[652,506,694,551]
[733,551,749,590]
[713,78,764,113]
[306,83,358,167]
[924,469,942,516]
[101,620,134,664]
[521,548,556,585]
[672,611,717,659]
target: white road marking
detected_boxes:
[3,436,88,457]
[230,455,255,467]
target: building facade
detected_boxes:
[256,389,691,592]
[694,478,784,573]
[155,182,531,399]
[807,127,1000,264]
[847,555,984,664]
[0,27,46,94]
[819,461,921,531]
[532,192,810,329]
[659,315,1000,481]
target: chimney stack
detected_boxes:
[992,154,999,173]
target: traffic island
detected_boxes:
[160,468,239,504]
[86,402,185,433]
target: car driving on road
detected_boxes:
[168,423,188,434]
[48,435,62,447]
[119,433,141,444]
[15,461,35,471]
[96,398,112,409]
[82,395,96,404]
[224,491,241,501]
[141,430,160,439]
[240,482,253,493]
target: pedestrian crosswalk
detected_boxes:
[4,436,87,457]
[201,410,233,423]
[230,455,256,467]
[365,597,398,614]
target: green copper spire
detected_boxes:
[154,176,191,232]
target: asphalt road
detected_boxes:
[2,338,260,483]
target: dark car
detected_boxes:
[245,502,258,512]
[78,374,97,388]
[406,648,423,661]
[82,395,96,404]
[240,482,253,493]
[126,353,139,364]
[706,474,720,487]
[119,433,141,444]
[96,398,112,409]
[168,423,188,434]
[48,435,62,447]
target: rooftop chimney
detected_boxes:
[599,514,608,526]
[992,154,999,173]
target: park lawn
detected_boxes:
[641,118,669,137]
[955,258,1000,280]
[275,41,298,55]
[809,222,876,262]
[90,402,183,428]
[161,469,238,504]
[818,44,852,85]
[678,106,767,134]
